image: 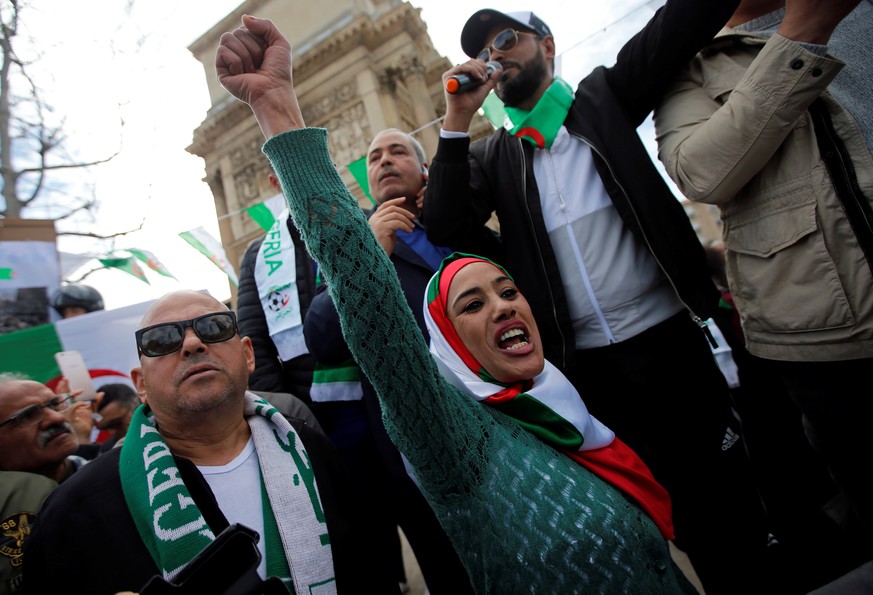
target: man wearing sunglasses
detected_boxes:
[22,290,399,594]
[423,2,784,594]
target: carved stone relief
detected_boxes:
[233,164,262,205]
[230,135,275,238]
[302,80,358,123]
[398,54,426,78]
[323,102,372,167]
[229,138,263,169]
[377,55,421,129]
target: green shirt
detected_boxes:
[0,472,57,595]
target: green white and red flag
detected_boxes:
[178,227,238,287]
[0,299,153,390]
[99,256,150,284]
[128,248,176,279]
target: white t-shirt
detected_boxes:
[198,438,267,578]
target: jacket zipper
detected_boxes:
[568,130,717,347]
[809,99,873,277]
[515,136,570,367]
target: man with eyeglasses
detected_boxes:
[0,374,84,595]
[423,3,785,594]
[22,290,399,594]
[0,376,81,483]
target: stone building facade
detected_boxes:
[186,0,724,304]
[186,0,494,304]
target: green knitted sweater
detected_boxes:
[264,128,696,595]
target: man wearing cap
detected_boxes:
[22,290,399,594]
[423,2,780,593]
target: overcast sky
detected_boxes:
[12,0,666,309]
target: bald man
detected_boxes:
[23,290,398,595]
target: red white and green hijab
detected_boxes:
[424,253,675,539]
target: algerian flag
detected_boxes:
[481,92,507,130]
[99,257,150,284]
[246,193,287,232]
[128,248,176,279]
[0,299,153,391]
[346,155,375,206]
[179,226,239,287]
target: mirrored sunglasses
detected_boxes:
[477,28,535,62]
[0,394,74,430]
[135,311,239,358]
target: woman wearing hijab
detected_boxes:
[216,15,698,594]
[423,253,674,540]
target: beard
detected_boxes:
[496,46,550,107]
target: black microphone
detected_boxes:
[445,61,502,94]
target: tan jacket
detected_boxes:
[655,31,873,362]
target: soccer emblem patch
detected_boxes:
[266,289,290,313]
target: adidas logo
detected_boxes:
[721,426,740,451]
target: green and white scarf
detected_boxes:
[256,210,363,404]
[256,208,307,361]
[120,392,336,593]
[503,77,574,149]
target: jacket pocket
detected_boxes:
[724,180,853,334]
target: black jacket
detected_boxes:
[237,217,319,401]
[21,413,398,595]
[424,0,738,373]
[304,232,437,492]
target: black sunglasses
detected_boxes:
[135,311,239,357]
[0,394,74,430]
[477,28,539,62]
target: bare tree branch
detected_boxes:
[1,0,133,243]
[18,147,122,174]
[68,266,106,283]
[58,223,145,241]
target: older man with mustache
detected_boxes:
[0,375,82,483]
[302,128,479,593]
[0,374,85,595]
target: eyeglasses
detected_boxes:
[0,394,75,430]
[135,311,239,357]
[477,28,539,62]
